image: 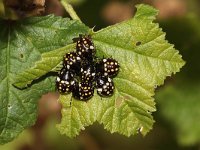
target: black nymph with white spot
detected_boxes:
[72,82,94,101]
[56,67,76,94]
[75,35,95,61]
[56,34,120,101]
[96,76,115,97]
[63,52,82,75]
[96,58,119,77]
[80,61,96,83]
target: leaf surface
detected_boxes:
[57,4,185,138]
[0,15,88,144]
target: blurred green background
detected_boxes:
[1,0,200,149]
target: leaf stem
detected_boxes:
[60,0,81,22]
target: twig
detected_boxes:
[60,0,81,22]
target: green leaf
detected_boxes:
[0,77,55,144]
[13,44,75,88]
[96,79,155,136]
[0,15,88,144]
[91,4,185,136]
[56,94,101,138]
[56,4,185,138]
[93,4,185,87]
[13,15,89,88]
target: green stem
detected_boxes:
[61,0,81,22]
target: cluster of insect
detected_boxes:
[56,35,120,101]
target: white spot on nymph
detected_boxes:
[81,68,83,72]
[104,72,108,76]
[104,64,107,67]
[103,59,107,62]
[115,62,118,65]
[61,81,65,84]
[92,73,95,76]
[108,78,112,82]
[103,85,107,89]
[67,65,70,69]
[97,88,103,92]
[65,81,69,84]
[77,57,81,60]
[56,77,60,82]
[106,82,109,86]
[90,45,94,49]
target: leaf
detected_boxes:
[56,94,101,138]
[96,80,155,136]
[56,4,185,138]
[14,44,75,88]
[91,4,185,136]
[160,16,200,82]
[93,4,185,87]
[13,15,89,88]
[0,77,55,144]
[0,15,89,144]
